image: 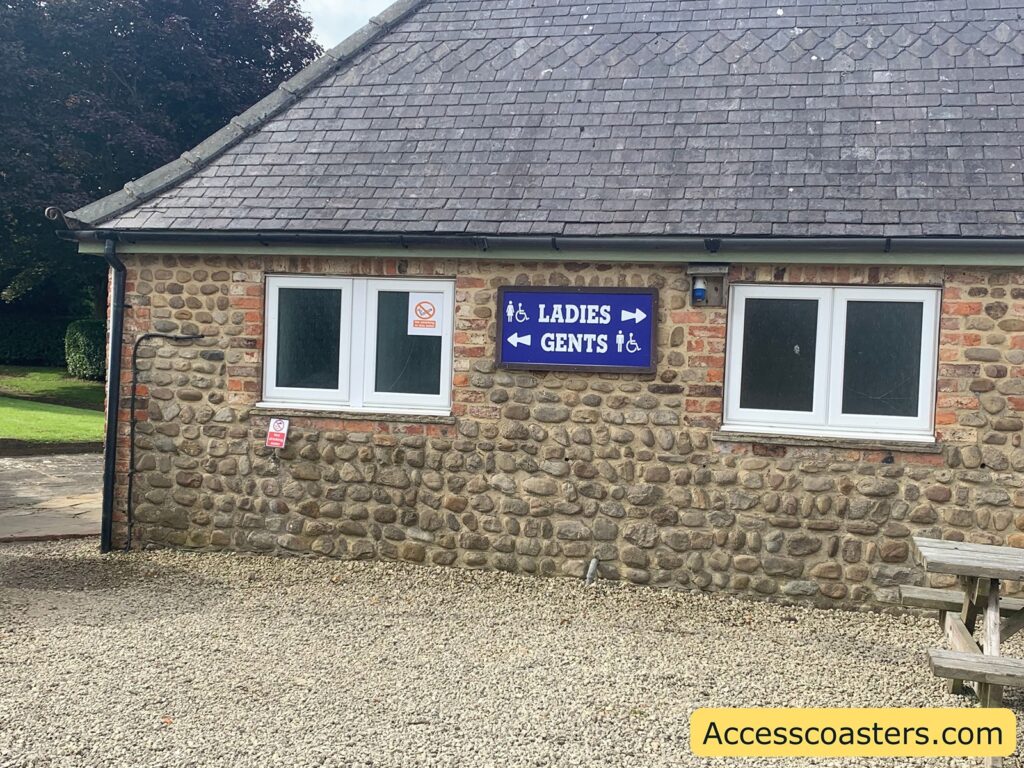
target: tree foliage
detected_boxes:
[65,318,107,379]
[0,0,322,311]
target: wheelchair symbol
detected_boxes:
[615,331,642,354]
[505,301,529,324]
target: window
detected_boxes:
[723,285,939,442]
[263,276,454,414]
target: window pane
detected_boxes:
[375,291,441,395]
[842,300,923,417]
[739,298,818,412]
[276,288,341,389]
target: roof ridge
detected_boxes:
[64,0,432,229]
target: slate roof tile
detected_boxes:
[75,0,1024,237]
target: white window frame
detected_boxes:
[263,276,353,406]
[722,284,940,443]
[723,285,832,429]
[261,275,454,416]
[361,278,454,413]
[827,287,938,436]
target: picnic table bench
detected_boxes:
[900,537,1024,767]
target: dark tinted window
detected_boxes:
[842,300,923,417]
[375,291,442,395]
[276,288,341,389]
[739,298,818,412]
[274,288,342,391]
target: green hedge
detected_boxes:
[0,316,75,367]
[65,319,107,381]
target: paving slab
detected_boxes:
[0,454,102,541]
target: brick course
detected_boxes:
[112,254,1024,607]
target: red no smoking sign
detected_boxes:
[266,418,289,448]
[415,300,436,320]
[407,292,443,336]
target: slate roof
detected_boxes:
[72,0,1024,237]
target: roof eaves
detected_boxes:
[63,0,429,229]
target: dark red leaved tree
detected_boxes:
[0,0,321,313]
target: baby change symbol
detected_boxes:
[498,287,656,373]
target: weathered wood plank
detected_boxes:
[986,581,1002,657]
[1000,609,1024,642]
[944,612,981,655]
[950,578,981,695]
[913,537,1024,581]
[962,577,980,635]
[984,580,1005,711]
[897,586,1024,615]
[929,650,1024,688]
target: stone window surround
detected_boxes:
[711,430,943,455]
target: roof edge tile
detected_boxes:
[63,0,432,229]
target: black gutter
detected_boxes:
[100,238,126,554]
[63,229,1024,256]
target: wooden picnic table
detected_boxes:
[908,537,1024,768]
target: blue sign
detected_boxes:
[497,287,658,372]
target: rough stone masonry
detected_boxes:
[117,254,1024,608]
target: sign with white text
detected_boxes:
[407,292,443,336]
[497,287,657,372]
[266,418,289,448]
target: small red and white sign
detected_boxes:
[407,292,444,336]
[266,418,290,448]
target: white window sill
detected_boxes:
[252,402,455,423]
[715,424,940,453]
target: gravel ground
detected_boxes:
[1,539,1020,768]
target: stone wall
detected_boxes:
[113,253,1024,607]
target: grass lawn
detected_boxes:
[0,366,105,411]
[0,367,105,450]
[0,396,104,444]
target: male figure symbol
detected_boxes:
[615,330,641,354]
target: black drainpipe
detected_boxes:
[126,332,202,550]
[100,238,126,554]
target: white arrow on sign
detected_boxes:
[621,308,647,323]
[507,333,532,348]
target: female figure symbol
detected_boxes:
[506,300,529,323]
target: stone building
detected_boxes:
[57,0,1024,608]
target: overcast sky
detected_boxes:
[300,0,395,47]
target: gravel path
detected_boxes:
[1,539,1019,768]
